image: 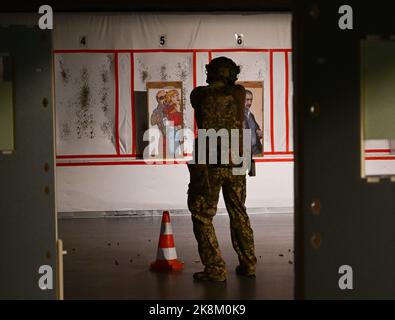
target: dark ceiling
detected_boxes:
[1,0,292,12]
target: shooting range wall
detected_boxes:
[53,13,294,213]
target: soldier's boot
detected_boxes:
[235,264,256,278]
[193,268,227,282]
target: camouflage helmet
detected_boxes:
[205,56,241,85]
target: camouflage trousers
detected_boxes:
[187,164,257,277]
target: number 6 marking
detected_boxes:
[235,33,244,47]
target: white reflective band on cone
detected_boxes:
[160,222,173,235]
[157,247,178,260]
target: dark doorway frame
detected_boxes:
[4,0,300,298]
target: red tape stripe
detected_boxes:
[56,161,189,166]
[269,50,275,152]
[114,53,120,155]
[264,151,294,155]
[284,52,290,152]
[57,150,393,159]
[57,154,134,159]
[53,48,292,54]
[255,158,294,163]
[365,156,395,160]
[365,149,391,153]
[56,159,294,166]
[193,51,198,137]
[131,52,136,157]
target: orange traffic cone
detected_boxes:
[150,211,184,272]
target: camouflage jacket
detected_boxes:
[190,83,246,167]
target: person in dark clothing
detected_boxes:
[244,89,263,155]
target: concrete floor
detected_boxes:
[58,213,294,300]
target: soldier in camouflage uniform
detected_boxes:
[188,57,257,282]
